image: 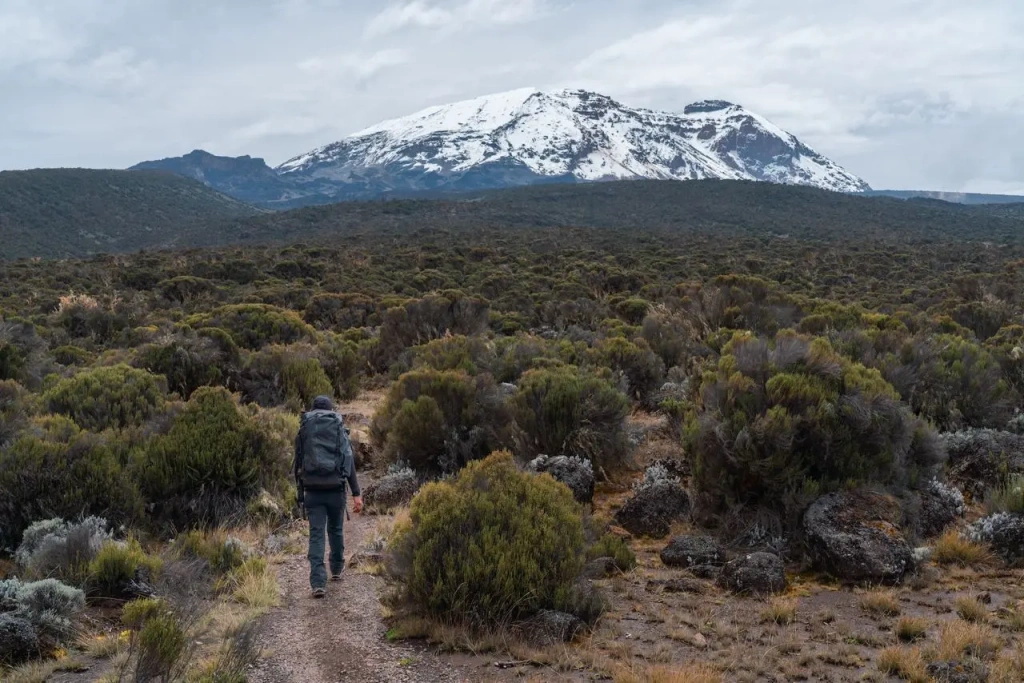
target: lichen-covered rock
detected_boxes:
[349,430,374,470]
[614,464,689,538]
[717,552,786,596]
[968,512,1024,565]
[614,481,689,538]
[941,429,1024,501]
[363,467,420,513]
[803,490,914,585]
[659,535,726,568]
[526,455,595,504]
[916,480,966,538]
[517,610,585,646]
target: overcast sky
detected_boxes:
[2,0,1022,193]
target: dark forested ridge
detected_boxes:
[5,176,1024,262]
[0,168,260,259]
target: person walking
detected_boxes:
[294,395,363,598]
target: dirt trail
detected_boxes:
[249,504,516,683]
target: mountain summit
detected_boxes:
[134,89,869,207]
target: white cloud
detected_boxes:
[365,0,547,38]
[298,49,410,82]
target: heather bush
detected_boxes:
[0,379,31,448]
[43,364,166,431]
[371,369,511,473]
[303,292,377,330]
[941,428,1023,500]
[185,304,316,350]
[318,334,362,401]
[409,335,495,375]
[137,387,290,529]
[510,366,631,472]
[136,329,240,398]
[588,336,665,406]
[685,330,944,529]
[240,343,333,409]
[88,540,163,598]
[387,451,588,625]
[0,428,143,551]
[370,292,490,371]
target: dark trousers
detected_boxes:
[304,488,345,589]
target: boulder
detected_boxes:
[363,469,420,513]
[614,481,689,538]
[526,455,595,504]
[659,535,726,568]
[717,552,786,596]
[517,610,585,646]
[916,480,966,538]
[968,512,1024,565]
[803,490,914,585]
[349,433,374,470]
[689,564,722,580]
[941,429,1024,501]
[645,577,706,594]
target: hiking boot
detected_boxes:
[312,587,326,599]
[330,572,343,582]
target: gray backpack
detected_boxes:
[300,409,348,488]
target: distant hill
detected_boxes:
[4,178,1023,262]
[866,189,1024,205]
[0,169,260,260]
[164,179,1024,253]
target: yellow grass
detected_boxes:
[860,589,901,617]
[877,646,928,682]
[228,558,281,613]
[990,647,1024,683]
[935,620,1001,661]
[759,597,798,625]
[954,595,989,623]
[932,531,995,568]
[612,663,723,683]
[894,616,928,643]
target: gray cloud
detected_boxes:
[1,0,1021,193]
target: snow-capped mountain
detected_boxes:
[132,89,869,207]
[276,88,868,196]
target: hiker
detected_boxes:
[294,395,362,598]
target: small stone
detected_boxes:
[517,610,585,646]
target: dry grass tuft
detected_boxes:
[1002,602,1024,632]
[894,616,929,643]
[876,646,928,682]
[226,557,281,613]
[932,531,995,568]
[611,663,723,683]
[860,589,901,617]
[936,620,1001,661]
[758,597,797,626]
[954,595,989,623]
[990,647,1024,683]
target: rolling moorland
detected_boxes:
[1,177,1024,681]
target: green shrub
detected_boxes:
[303,293,377,330]
[51,345,92,367]
[158,276,218,304]
[510,366,631,471]
[371,369,511,473]
[173,531,249,574]
[0,577,85,663]
[136,330,239,398]
[88,540,163,598]
[240,343,332,409]
[0,378,31,448]
[588,337,665,406]
[0,429,144,551]
[410,335,495,375]
[185,304,316,350]
[387,451,587,625]
[136,611,189,681]
[586,533,637,571]
[137,387,290,529]
[43,364,166,431]
[318,335,362,401]
[987,476,1024,514]
[686,330,944,530]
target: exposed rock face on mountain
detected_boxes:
[132,89,869,207]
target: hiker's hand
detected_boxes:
[352,496,363,515]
